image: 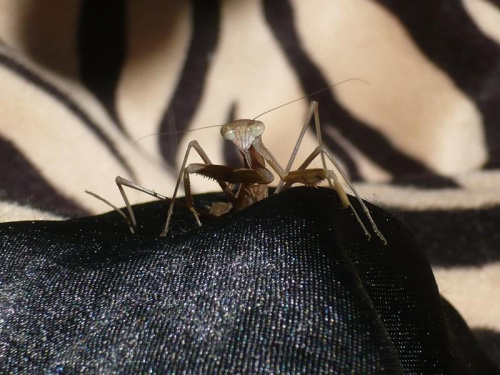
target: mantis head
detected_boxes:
[221,120,265,150]
[220,119,265,166]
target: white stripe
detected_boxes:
[0,202,65,222]
[434,262,500,331]
[354,171,500,210]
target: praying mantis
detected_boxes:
[87,100,387,245]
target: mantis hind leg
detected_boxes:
[85,176,169,234]
[284,146,387,244]
[273,101,386,244]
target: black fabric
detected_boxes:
[0,188,497,374]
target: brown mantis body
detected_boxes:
[87,101,387,244]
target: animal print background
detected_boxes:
[0,0,499,365]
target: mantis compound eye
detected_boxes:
[221,125,236,141]
[250,121,265,137]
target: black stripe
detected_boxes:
[441,297,500,371]
[0,52,136,180]
[0,136,90,217]
[159,0,220,169]
[376,0,500,168]
[262,0,457,187]
[390,206,500,267]
[78,0,127,133]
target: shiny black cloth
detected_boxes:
[0,187,497,374]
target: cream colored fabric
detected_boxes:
[0,0,498,363]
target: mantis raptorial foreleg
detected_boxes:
[86,144,236,235]
[161,140,238,237]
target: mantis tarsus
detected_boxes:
[87,101,387,245]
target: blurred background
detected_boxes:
[0,0,499,365]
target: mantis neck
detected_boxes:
[251,138,287,179]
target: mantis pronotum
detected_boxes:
[87,101,387,245]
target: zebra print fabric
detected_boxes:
[0,0,499,366]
